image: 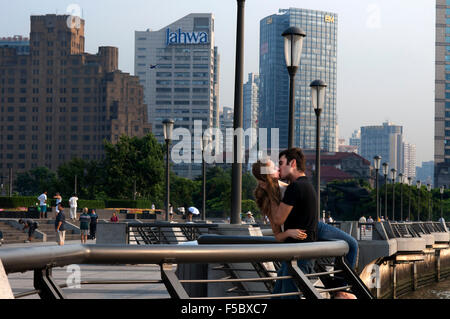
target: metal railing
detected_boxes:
[0,239,374,300]
[127,222,219,245]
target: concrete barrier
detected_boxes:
[0,259,13,299]
[96,222,128,245]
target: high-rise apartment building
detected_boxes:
[243,73,259,132]
[0,14,150,181]
[259,8,338,151]
[360,122,404,173]
[404,143,417,179]
[349,129,361,154]
[435,0,450,187]
[135,13,219,178]
[0,35,30,55]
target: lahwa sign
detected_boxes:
[166,28,209,45]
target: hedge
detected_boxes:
[105,200,153,209]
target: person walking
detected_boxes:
[37,191,48,219]
[79,208,90,244]
[359,215,367,236]
[19,219,39,243]
[69,194,79,222]
[88,209,98,240]
[55,203,66,246]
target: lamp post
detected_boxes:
[282,26,306,149]
[427,184,432,221]
[231,0,246,225]
[391,169,397,221]
[310,80,327,220]
[440,185,445,219]
[408,177,412,221]
[163,119,174,222]
[417,180,421,221]
[382,163,389,221]
[374,156,382,220]
[202,136,211,222]
[398,173,404,221]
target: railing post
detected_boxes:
[287,260,323,299]
[335,256,375,299]
[160,263,189,300]
[33,268,65,300]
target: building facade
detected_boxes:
[403,143,417,180]
[360,122,405,174]
[259,8,338,151]
[0,15,150,182]
[135,13,219,178]
[349,129,361,154]
[0,36,30,55]
[435,0,450,187]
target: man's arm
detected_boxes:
[271,202,293,226]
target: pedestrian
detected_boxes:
[53,192,62,218]
[367,216,374,231]
[187,207,199,223]
[151,203,156,211]
[244,211,256,224]
[327,214,334,223]
[359,215,367,236]
[88,209,98,240]
[79,208,90,244]
[37,191,48,219]
[69,194,79,221]
[55,203,66,246]
[19,218,39,243]
[110,211,119,223]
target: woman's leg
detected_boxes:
[318,222,358,269]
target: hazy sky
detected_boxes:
[0,0,435,165]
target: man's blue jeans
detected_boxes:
[318,222,358,269]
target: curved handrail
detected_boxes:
[0,241,349,274]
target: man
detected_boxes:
[88,209,98,240]
[359,215,367,236]
[79,208,90,244]
[53,192,62,218]
[19,219,39,243]
[55,203,66,246]
[270,148,318,298]
[69,194,79,221]
[244,211,256,224]
[37,191,48,219]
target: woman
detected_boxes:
[252,160,358,299]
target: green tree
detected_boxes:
[103,134,165,201]
[15,167,58,196]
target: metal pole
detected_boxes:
[375,169,379,220]
[288,68,298,149]
[428,192,431,221]
[384,175,388,220]
[231,0,246,225]
[165,141,170,222]
[9,167,12,197]
[74,175,77,195]
[392,179,395,221]
[202,148,206,221]
[315,109,322,221]
[400,183,403,221]
[133,179,137,201]
[441,192,443,219]
[417,188,421,221]
[408,185,412,221]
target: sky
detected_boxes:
[0,0,435,165]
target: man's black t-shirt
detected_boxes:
[281,176,318,243]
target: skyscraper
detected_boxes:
[0,15,150,181]
[259,8,338,151]
[135,13,219,178]
[435,0,450,187]
[243,73,259,153]
[360,122,405,174]
[404,143,417,179]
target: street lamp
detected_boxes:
[398,173,404,221]
[427,184,432,221]
[282,26,306,149]
[440,185,445,219]
[374,156,382,220]
[382,163,389,221]
[202,135,211,222]
[310,80,327,220]
[391,168,397,221]
[416,180,422,221]
[408,177,412,221]
[163,119,174,222]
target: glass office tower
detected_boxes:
[259,8,338,151]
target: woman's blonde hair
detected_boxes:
[252,160,281,218]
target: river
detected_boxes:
[399,278,450,299]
